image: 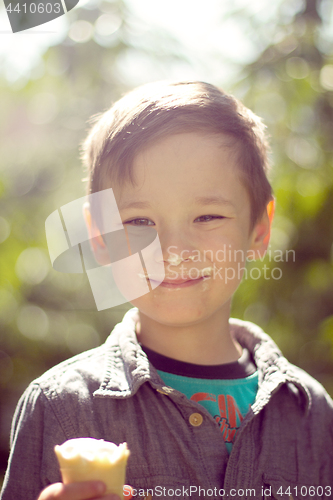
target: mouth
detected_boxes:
[158,276,207,288]
[139,267,212,282]
[138,267,213,289]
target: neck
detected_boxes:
[135,303,242,365]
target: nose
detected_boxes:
[156,227,198,265]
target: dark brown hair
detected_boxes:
[81,80,273,229]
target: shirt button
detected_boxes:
[156,386,173,395]
[189,412,203,427]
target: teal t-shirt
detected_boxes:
[157,370,258,454]
[142,345,258,454]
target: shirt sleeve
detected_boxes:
[1,382,65,500]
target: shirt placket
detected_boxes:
[151,382,230,497]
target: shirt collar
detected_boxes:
[94,308,311,414]
[94,308,162,398]
[229,318,311,415]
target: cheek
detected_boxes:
[111,258,150,302]
[199,231,248,266]
[199,233,249,290]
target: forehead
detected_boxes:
[113,132,242,198]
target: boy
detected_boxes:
[1,81,333,500]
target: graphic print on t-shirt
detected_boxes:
[191,392,243,443]
[142,345,259,453]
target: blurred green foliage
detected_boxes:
[231,0,333,395]
[0,0,333,487]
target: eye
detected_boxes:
[195,215,225,222]
[123,218,155,226]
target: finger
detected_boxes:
[39,481,106,500]
[94,486,133,500]
[90,484,133,500]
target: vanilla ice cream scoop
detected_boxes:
[54,438,130,497]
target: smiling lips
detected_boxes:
[157,274,212,289]
[162,277,202,284]
[138,267,213,288]
[158,276,208,288]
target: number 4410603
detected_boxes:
[277,485,332,497]
[6,3,61,13]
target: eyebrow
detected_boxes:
[118,195,235,210]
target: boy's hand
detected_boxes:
[38,481,133,500]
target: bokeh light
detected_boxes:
[15,248,50,285]
[16,305,49,340]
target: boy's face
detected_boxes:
[101,132,271,326]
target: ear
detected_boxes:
[83,202,111,265]
[248,198,275,260]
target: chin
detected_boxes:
[131,297,208,326]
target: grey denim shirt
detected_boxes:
[1,307,333,500]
